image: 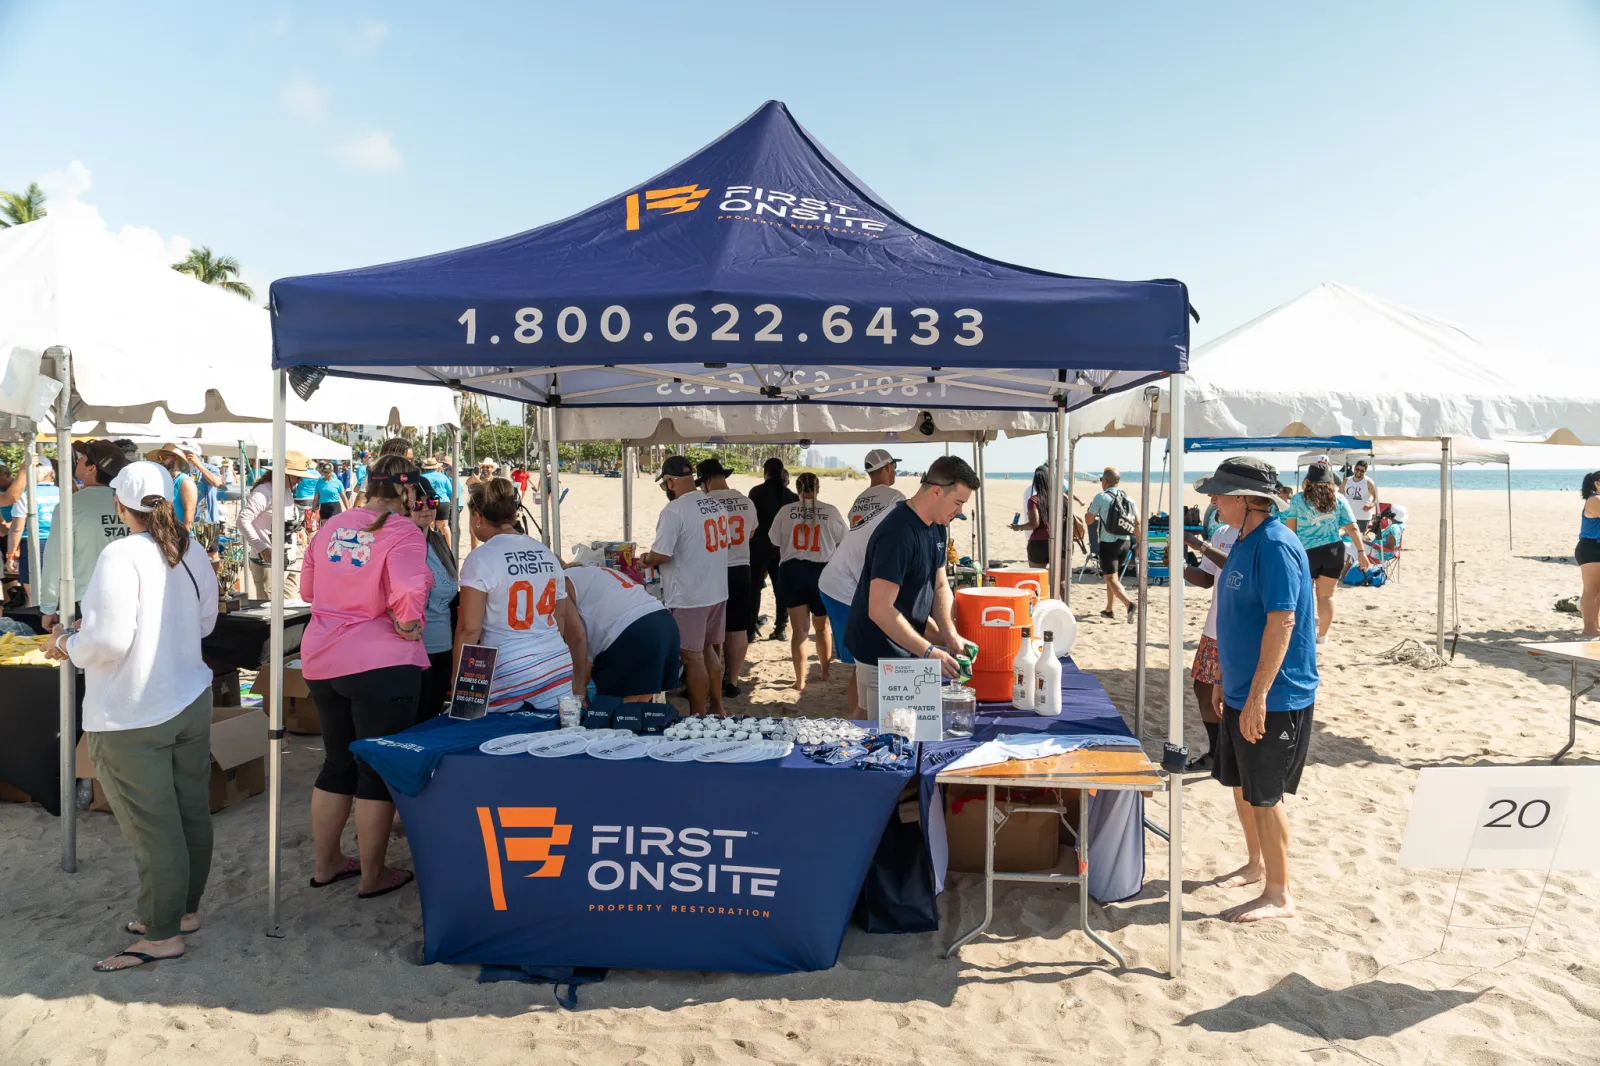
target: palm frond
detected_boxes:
[220,279,255,301]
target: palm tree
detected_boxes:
[172,246,255,301]
[0,183,47,227]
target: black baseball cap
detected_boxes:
[1304,462,1337,485]
[695,457,733,484]
[1193,456,1287,510]
[657,455,695,481]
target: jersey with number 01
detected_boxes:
[770,500,848,565]
[458,533,573,711]
[651,493,731,609]
[702,488,755,567]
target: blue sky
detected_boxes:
[4,2,1599,474]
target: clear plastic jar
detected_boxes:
[942,685,976,738]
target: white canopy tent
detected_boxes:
[89,420,354,463]
[0,214,459,875]
[1071,282,1599,660]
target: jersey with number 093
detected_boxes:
[770,500,848,566]
[701,488,755,567]
[458,532,573,711]
[650,493,731,609]
[565,565,667,657]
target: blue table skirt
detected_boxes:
[916,657,1146,903]
[359,720,910,974]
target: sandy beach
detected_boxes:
[2,473,1597,1065]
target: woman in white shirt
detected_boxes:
[768,473,848,691]
[45,461,219,973]
[455,477,587,711]
[237,450,316,601]
[565,564,680,701]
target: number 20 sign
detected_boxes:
[1399,767,1600,872]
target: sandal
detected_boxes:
[93,949,183,972]
[358,868,415,900]
[309,857,362,888]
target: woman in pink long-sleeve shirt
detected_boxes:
[299,454,433,900]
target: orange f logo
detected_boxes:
[625,185,710,230]
[477,806,573,911]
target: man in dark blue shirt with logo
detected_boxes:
[845,455,978,717]
[1196,457,1316,924]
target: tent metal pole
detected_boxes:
[537,408,552,540]
[522,404,530,480]
[48,348,76,872]
[1437,438,1449,655]
[1166,371,1186,979]
[548,406,564,559]
[266,368,287,936]
[451,397,463,562]
[622,445,635,542]
[1064,437,1076,607]
[1135,389,1155,739]
[975,437,988,571]
[1047,412,1064,600]
[23,433,40,607]
[1506,461,1513,551]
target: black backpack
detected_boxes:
[1103,489,1139,537]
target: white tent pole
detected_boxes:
[23,433,40,607]
[1437,438,1449,655]
[1135,402,1153,739]
[1506,461,1513,551]
[975,437,988,570]
[548,405,564,559]
[1047,411,1064,599]
[1166,371,1186,978]
[1064,437,1076,607]
[451,397,463,562]
[622,444,635,542]
[49,347,76,871]
[266,367,287,936]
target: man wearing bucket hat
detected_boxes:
[1194,456,1316,924]
[238,450,317,601]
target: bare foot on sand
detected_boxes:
[1210,863,1264,889]
[1222,892,1297,923]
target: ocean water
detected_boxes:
[990,469,1589,492]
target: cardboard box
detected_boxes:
[212,669,241,708]
[250,659,321,734]
[944,785,1063,873]
[75,706,269,815]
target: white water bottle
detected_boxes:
[1012,626,1038,710]
[1034,630,1062,716]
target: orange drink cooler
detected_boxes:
[983,567,1047,610]
[954,586,1032,702]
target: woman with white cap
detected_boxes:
[44,460,220,972]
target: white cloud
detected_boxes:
[340,20,389,56]
[279,77,328,125]
[336,129,403,172]
[28,160,198,274]
[36,160,93,203]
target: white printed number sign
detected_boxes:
[1400,767,1600,872]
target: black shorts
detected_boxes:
[1027,539,1049,566]
[434,501,454,524]
[724,564,756,633]
[318,501,342,522]
[1213,703,1313,807]
[1305,541,1345,580]
[1355,519,1370,534]
[1097,538,1129,573]
[305,664,422,802]
[777,558,826,614]
[592,611,682,698]
[1578,539,1600,566]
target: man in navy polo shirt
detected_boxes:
[1197,456,1316,924]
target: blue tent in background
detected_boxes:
[270,101,1190,410]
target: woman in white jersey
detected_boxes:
[455,478,587,711]
[768,473,848,691]
[565,564,681,701]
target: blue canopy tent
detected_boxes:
[265,101,1196,973]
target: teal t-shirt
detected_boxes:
[293,476,319,502]
[1088,490,1130,542]
[1284,492,1354,550]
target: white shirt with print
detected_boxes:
[701,488,756,567]
[1199,524,1239,641]
[650,493,731,609]
[1342,475,1376,519]
[818,501,898,605]
[566,565,667,657]
[458,533,573,711]
[769,500,848,566]
[847,484,905,529]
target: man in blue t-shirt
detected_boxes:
[845,455,978,717]
[1197,457,1317,925]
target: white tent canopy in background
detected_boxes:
[1298,438,1509,468]
[1069,282,1600,445]
[556,404,1052,445]
[0,214,458,428]
[76,415,353,462]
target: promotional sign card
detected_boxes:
[879,659,943,741]
[448,645,498,720]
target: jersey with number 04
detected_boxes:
[651,493,731,609]
[458,532,573,711]
[702,488,755,567]
[770,501,848,565]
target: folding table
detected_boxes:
[1523,641,1600,762]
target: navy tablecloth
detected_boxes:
[355,718,910,974]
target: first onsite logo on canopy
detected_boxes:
[625,185,710,230]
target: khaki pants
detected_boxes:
[247,557,301,601]
[855,662,881,719]
[87,689,214,940]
